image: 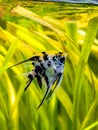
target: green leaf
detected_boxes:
[73,17,98,130]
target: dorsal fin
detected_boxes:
[8,56,40,68]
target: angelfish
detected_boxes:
[9,51,67,109]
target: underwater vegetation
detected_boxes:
[0,3,98,130]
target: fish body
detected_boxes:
[9,51,67,109]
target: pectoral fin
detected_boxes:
[24,73,34,91]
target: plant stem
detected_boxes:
[73,17,98,130]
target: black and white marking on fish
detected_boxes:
[9,51,67,109]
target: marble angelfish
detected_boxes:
[9,51,67,109]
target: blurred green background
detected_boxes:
[0,2,98,130]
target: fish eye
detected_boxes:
[56,54,61,58]
[57,54,61,57]
[56,52,64,58]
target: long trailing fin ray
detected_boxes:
[24,79,32,91]
[8,56,39,68]
[45,74,62,101]
[37,86,50,110]
[52,73,62,92]
[24,74,34,91]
